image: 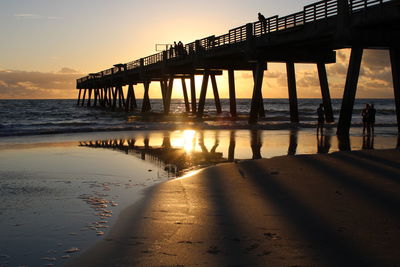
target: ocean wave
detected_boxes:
[0,99,398,138]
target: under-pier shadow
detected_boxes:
[238,157,399,266]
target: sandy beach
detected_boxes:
[65,148,400,267]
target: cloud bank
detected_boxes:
[0,69,82,99]
[237,49,394,98]
[0,50,395,100]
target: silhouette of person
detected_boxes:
[317,103,325,136]
[362,103,370,135]
[362,134,374,150]
[169,45,174,58]
[173,41,177,57]
[258,12,267,34]
[177,41,183,56]
[369,103,376,134]
[317,130,332,154]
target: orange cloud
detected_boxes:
[0,69,83,99]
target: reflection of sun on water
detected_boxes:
[182,130,196,153]
[171,130,197,153]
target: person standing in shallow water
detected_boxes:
[317,103,325,135]
[362,104,370,135]
[369,104,376,134]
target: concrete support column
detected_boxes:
[160,80,167,112]
[77,89,82,105]
[197,70,210,118]
[181,78,190,112]
[249,62,265,124]
[253,69,265,118]
[286,62,299,123]
[119,86,126,109]
[141,81,151,113]
[337,47,363,135]
[317,62,335,123]
[165,76,174,114]
[87,89,92,107]
[93,89,98,107]
[228,69,237,117]
[81,89,87,106]
[252,69,266,118]
[112,87,117,110]
[103,88,108,107]
[210,74,222,114]
[190,74,197,114]
[131,85,137,109]
[390,48,400,133]
[100,88,103,105]
[108,88,113,108]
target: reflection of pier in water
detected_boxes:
[79,129,376,175]
[79,133,230,175]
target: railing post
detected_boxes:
[163,51,168,61]
[140,58,144,68]
[195,40,201,53]
[246,23,253,43]
[314,4,317,21]
[337,0,350,41]
[325,1,328,18]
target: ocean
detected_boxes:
[0,98,398,137]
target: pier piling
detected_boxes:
[211,74,222,114]
[181,78,190,112]
[142,81,151,113]
[197,70,210,118]
[390,48,400,133]
[337,47,363,135]
[190,74,197,114]
[87,89,92,107]
[228,70,237,117]
[249,62,265,124]
[286,62,299,123]
[317,62,334,123]
[77,89,82,105]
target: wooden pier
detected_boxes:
[76,0,400,135]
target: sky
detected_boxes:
[0,0,395,99]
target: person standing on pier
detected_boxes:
[177,41,184,56]
[169,45,174,58]
[258,12,267,34]
[173,41,177,57]
[317,103,325,135]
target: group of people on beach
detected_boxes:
[316,103,376,135]
[362,103,376,135]
[169,41,186,58]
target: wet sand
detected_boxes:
[66,148,400,267]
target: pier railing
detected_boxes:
[77,0,391,84]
